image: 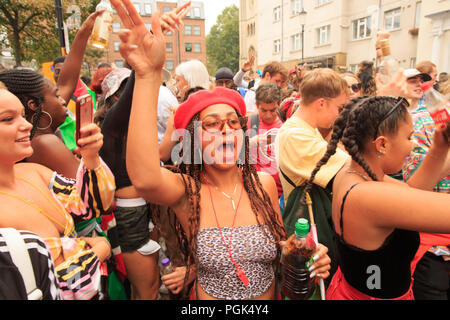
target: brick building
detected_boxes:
[106,0,206,75]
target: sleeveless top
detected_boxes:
[196,224,277,300]
[336,184,420,299]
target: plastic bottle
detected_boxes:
[280,218,316,300]
[421,82,450,126]
[89,0,113,49]
[378,39,399,85]
[161,257,173,275]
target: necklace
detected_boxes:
[202,171,249,286]
[203,176,238,210]
[346,168,370,181]
[0,176,76,237]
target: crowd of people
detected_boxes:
[0,0,449,301]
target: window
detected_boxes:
[317,0,331,6]
[166,60,174,71]
[273,6,281,22]
[132,2,140,14]
[166,42,173,53]
[193,43,201,53]
[184,25,192,35]
[291,33,301,51]
[291,0,304,15]
[317,25,331,45]
[273,39,281,54]
[192,7,201,18]
[144,4,152,15]
[352,17,372,40]
[114,41,120,52]
[185,42,192,52]
[193,25,201,36]
[415,1,421,28]
[410,57,417,68]
[385,8,401,31]
[163,6,172,13]
[115,60,124,68]
[112,22,121,33]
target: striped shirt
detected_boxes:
[0,229,61,300]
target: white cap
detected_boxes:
[403,69,432,82]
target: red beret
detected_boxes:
[174,87,247,130]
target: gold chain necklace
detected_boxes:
[0,176,76,237]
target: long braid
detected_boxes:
[300,96,368,205]
[0,69,46,139]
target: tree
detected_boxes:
[0,0,95,66]
[206,5,239,76]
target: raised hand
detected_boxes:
[160,1,192,34]
[110,0,165,79]
[242,55,255,72]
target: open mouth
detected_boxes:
[15,136,30,143]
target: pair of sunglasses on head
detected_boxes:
[349,83,362,93]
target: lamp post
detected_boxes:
[299,8,307,63]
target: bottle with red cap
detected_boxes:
[421,82,450,126]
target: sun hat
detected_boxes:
[101,68,131,100]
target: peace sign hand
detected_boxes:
[111,0,165,79]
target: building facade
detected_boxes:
[239,0,446,74]
[107,0,206,74]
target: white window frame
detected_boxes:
[414,1,422,28]
[192,7,201,18]
[144,4,152,16]
[166,42,173,53]
[352,16,372,40]
[112,22,121,33]
[193,43,201,53]
[291,0,303,15]
[273,6,281,22]
[166,60,174,71]
[132,2,140,14]
[273,39,281,54]
[385,8,401,31]
[185,25,192,35]
[113,41,120,52]
[317,0,331,6]
[193,25,201,36]
[317,25,331,45]
[291,33,301,51]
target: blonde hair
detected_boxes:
[415,60,436,75]
[439,79,450,95]
[299,68,347,105]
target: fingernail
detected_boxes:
[308,264,316,272]
[129,44,138,49]
[310,272,316,278]
[313,254,319,262]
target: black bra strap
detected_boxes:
[339,184,359,241]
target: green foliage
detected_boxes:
[0,0,95,66]
[206,5,239,77]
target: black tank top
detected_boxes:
[336,184,420,299]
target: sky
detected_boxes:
[202,0,240,35]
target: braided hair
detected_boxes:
[301,95,410,205]
[151,111,287,292]
[0,69,47,139]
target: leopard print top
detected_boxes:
[196,224,278,300]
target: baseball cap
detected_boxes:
[101,68,131,100]
[403,69,432,82]
[215,67,234,80]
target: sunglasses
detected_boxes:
[373,97,410,140]
[349,83,362,93]
[201,116,242,133]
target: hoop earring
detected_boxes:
[31,111,53,131]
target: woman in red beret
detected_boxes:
[111,0,331,300]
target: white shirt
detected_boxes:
[157,85,178,145]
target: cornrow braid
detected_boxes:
[301,96,368,205]
[0,69,47,139]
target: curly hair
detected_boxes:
[151,111,287,289]
[300,96,410,205]
[356,61,377,96]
